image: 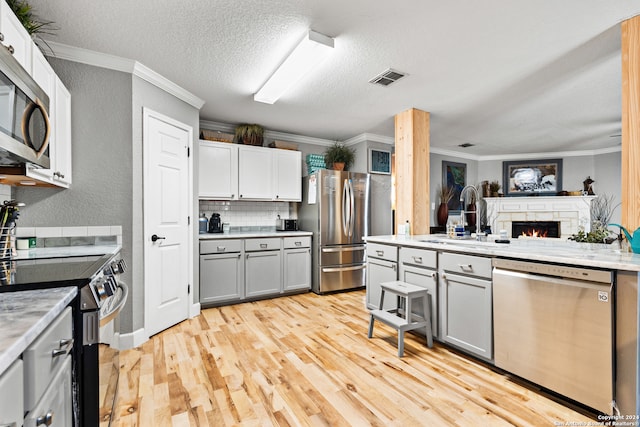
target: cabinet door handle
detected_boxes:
[36,410,54,426]
[216,246,226,252]
[431,272,437,279]
[52,338,74,358]
[393,264,397,271]
[7,45,14,55]
[231,194,234,198]
[458,263,473,271]
[376,250,384,256]
[260,243,267,248]
[294,241,302,246]
[0,33,4,42]
[413,256,423,264]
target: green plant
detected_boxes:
[437,185,455,205]
[323,142,355,170]
[568,224,613,243]
[234,123,264,145]
[489,180,501,193]
[6,0,55,36]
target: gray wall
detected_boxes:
[15,58,200,337]
[15,60,135,328]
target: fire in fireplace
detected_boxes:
[511,221,561,238]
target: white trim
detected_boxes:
[45,41,205,109]
[118,328,148,350]
[430,146,481,160]
[190,302,201,319]
[344,133,394,146]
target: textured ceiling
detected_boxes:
[27,0,640,155]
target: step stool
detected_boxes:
[367,280,433,357]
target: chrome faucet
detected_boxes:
[459,185,481,239]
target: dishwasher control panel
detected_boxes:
[492,258,613,284]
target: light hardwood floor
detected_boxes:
[112,290,595,426]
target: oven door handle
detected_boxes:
[99,281,129,327]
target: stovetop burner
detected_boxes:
[0,255,112,287]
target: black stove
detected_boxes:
[0,251,127,427]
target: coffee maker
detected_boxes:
[208,213,223,233]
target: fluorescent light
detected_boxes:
[254,30,334,104]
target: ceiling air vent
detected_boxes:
[458,143,475,148]
[369,68,406,86]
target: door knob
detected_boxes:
[151,234,166,242]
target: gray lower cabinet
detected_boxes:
[366,243,398,310]
[283,236,311,291]
[0,359,23,427]
[245,238,283,298]
[439,252,493,361]
[200,239,244,304]
[398,247,438,339]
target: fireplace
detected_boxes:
[511,221,561,238]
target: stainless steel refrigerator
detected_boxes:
[299,169,370,294]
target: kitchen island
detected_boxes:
[365,234,639,417]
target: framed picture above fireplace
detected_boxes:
[502,158,562,196]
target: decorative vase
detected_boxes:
[437,203,449,226]
[481,181,490,198]
[332,162,345,171]
[466,202,476,228]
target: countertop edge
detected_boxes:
[365,235,640,272]
[199,231,313,240]
[0,286,78,375]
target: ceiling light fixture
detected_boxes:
[254,30,334,104]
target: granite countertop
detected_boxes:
[200,230,312,239]
[366,234,640,272]
[0,287,77,375]
[14,244,121,260]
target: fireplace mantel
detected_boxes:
[484,196,596,239]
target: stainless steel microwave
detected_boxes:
[0,45,50,168]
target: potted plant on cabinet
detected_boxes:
[324,142,355,171]
[234,123,264,146]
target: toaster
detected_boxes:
[276,219,298,231]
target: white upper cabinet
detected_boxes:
[198,141,301,201]
[51,77,71,186]
[199,140,238,200]
[273,149,301,201]
[0,0,32,71]
[238,145,274,200]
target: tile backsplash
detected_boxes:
[198,201,296,227]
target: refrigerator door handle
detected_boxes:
[321,245,366,253]
[348,179,355,237]
[342,179,349,237]
[322,264,366,273]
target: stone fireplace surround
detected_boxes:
[484,196,596,239]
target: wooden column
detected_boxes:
[394,108,430,235]
[621,15,640,230]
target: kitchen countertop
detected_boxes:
[366,234,640,272]
[200,230,312,239]
[0,286,77,375]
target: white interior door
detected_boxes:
[144,108,191,338]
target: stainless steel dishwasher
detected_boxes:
[492,258,615,414]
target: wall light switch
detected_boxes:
[431,202,436,210]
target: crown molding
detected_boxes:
[476,145,622,161]
[44,41,205,109]
[343,133,394,146]
[199,120,339,146]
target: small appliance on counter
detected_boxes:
[276,217,297,231]
[199,213,208,234]
[208,213,223,233]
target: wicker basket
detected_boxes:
[200,130,234,143]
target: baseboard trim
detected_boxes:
[118,328,148,350]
